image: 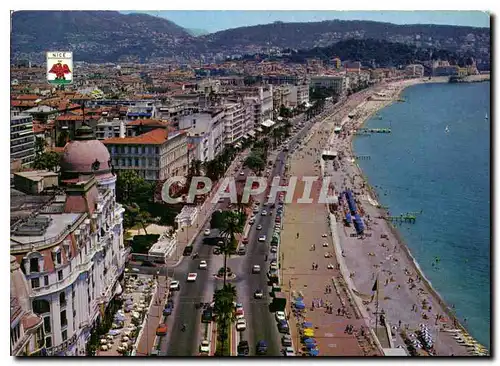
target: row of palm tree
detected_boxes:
[213,283,237,356]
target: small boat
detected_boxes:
[445,125,450,133]
[485,113,488,120]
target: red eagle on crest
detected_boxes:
[49,60,71,80]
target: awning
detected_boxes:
[242,135,249,139]
[114,283,123,296]
[256,127,264,132]
[248,130,256,137]
[235,143,242,148]
[261,119,276,128]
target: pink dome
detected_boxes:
[60,125,113,181]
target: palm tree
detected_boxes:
[213,283,237,356]
[216,211,245,287]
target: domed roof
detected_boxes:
[60,124,113,181]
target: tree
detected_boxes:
[56,130,69,147]
[244,154,265,175]
[213,283,237,356]
[214,210,245,287]
[116,170,153,205]
[33,151,61,172]
[34,137,47,156]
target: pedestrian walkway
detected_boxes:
[135,276,169,356]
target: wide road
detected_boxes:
[233,103,336,356]
[161,168,253,356]
[161,102,339,356]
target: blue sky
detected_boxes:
[121,11,490,33]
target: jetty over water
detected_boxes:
[386,214,417,223]
[357,128,391,134]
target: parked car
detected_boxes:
[281,335,293,347]
[236,318,247,331]
[238,340,249,356]
[277,320,290,334]
[204,229,211,236]
[201,309,213,323]
[156,323,167,336]
[163,302,173,316]
[199,340,210,354]
[283,347,296,356]
[275,311,286,322]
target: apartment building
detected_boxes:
[288,83,310,107]
[11,258,45,356]
[223,102,247,145]
[310,75,347,96]
[10,125,128,356]
[11,110,35,167]
[104,129,188,181]
[178,108,225,162]
[405,64,425,78]
[95,120,126,140]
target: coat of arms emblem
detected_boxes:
[46,51,73,85]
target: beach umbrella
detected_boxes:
[304,330,315,337]
[309,349,320,356]
[303,322,313,328]
[304,338,316,344]
[295,302,305,310]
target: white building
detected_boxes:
[223,102,247,145]
[10,125,128,356]
[11,110,35,167]
[95,119,126,140]
[310,75,347,96]
[288,83,310,107]
[178,108,225,162]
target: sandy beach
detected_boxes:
[281,77,488,356]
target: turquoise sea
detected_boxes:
[353,81,491,348]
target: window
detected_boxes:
[43,316,51,333]
[29,257,39,273]
[58,270,63,281]
[62,330,67,342]
[60,310,67,328]
[10,323,20,345]
[31,277,40,289]
[45,336,52,348]
[32,299,50,314]
[56,251,62,265]
[59,292,66,307]
[44,276,49,286]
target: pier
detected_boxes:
[354,155,371,160]
[386,214,417,223]
[357,128,392,134]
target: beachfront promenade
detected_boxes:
[281,78,486,356]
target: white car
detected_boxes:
[235,312,245,320]
[261,210,267,216]
[270,246,277,253]
[256,224,263,230]
[187,273,198,282]
[199,260,207,269]
[275,311,286,322]
[236,318,247,331]
[283,347,295,356]
[204,229,211,236]
[240,171,245,176]
[132,268,140,273]
[252,265,261,274]
[270,262,278,270]
[169,281,180,291]
[199,340,210,353]
[258,235,266,242]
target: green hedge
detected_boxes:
[131,234,160,254]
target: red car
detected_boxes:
[242,237,249,245]
[156,323,167,336]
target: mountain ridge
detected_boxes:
[11,11,490,65]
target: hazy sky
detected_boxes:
[121,11,490,33]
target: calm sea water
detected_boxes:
[353,82,491,348]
